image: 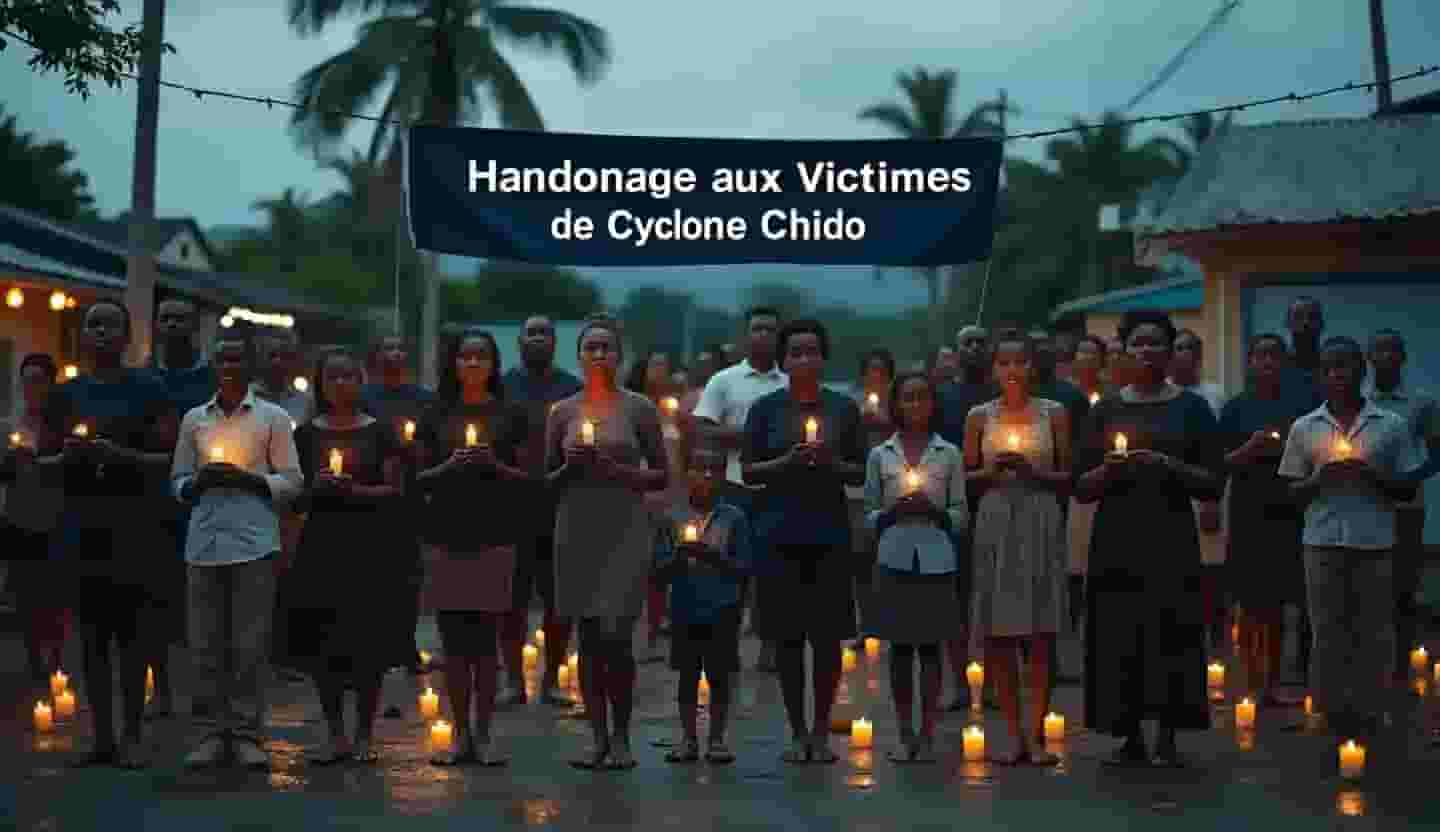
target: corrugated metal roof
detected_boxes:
[0,243,126,290]
[1133,114,1440,235]
[1050,275,1203,321]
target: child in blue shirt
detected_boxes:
[654,445,752,764]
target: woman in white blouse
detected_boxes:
[863,370,969,763]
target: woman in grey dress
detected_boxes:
[547,316,670,771]
[964,330,1072,766]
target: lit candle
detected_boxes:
[1236,697,1256,730]
[419,687,439,720]
[1413,677,1428,698]
[682,523,700,543]
[662,396,679,414]
[850,717,873,749]
[567,652,579,676]
[72,423,88,439]
[1006,431,1021,452]
[430,720,453,750]
[966,661,984,690]
[8,431,21,448]
[328,448,343,476]
[805,417,819,443]
[558,664,570,688]
[210,445,225,463]
[465,423,478,448]
[698,672,710,705]
[1113,432,1128,455]
[1269,430,1281,440]
[55,688,75,720]
[864,637,880,659]
[292,376,309,393]
[1089,391,1100,406]
[905,468,923,492]
[1411,645,1429,674]
[403,420,416,442]
[1304,695,1315,717]
[419,649,432,668]
[50,670,67,698]
[523,643,539,669]
[1434,663,1440,684]
[865,392,880,412]
[33,701,53,733]
[842,646,858,673]
[535,628,546,647]
[146,666,155,701]
[580,419,596,446]
[1334,437,1353,460]
[1044,712,1065,742]
[963,725,985,761]
[63,365,78,379]
[1207,660,1225,690]
[1339,740,1365,780]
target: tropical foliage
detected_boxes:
[0,106,98,221]
[0,0,169,97]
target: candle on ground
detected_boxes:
[850,717,873,749]
[50,670,67,698]
[1236,697,1256,730]
[55,688,75,720]
[963,725,985,761]
[1339,740,1365,780]
[841,646,858,673]
[523,644,539,669]
[403,420,416,442]
[804,417,819,443]
[581,420,596,446]
[864,637,880,659]
[1113,433,1128,455]
[698,672,710,705]
[558,664,571,688]
[419,687,439,721]
[1207,661,1225,689]
[465,424,478,448]
[328,448,344,476]
[1044,712,1065,742]
[1411,645,1429,673]
[430,720,453,750]
[33,701,52,733]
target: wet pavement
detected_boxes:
[4,613,1440,830]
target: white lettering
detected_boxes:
[760,209,866,241]
[608,210,748,247]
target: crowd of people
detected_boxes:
[2,294,1436,776]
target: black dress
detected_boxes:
[278,419,417,675]
[1082,388,1223,736]
[1218,390,1313,608]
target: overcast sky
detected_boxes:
[4,0,1438,311]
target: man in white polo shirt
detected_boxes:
[1279,336,1421,750]
[693,306,787,669]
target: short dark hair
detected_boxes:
[438,328,505,405]
[991,327,1035,360]
[745,306,781,325]
[1118,309,1177,348]
[19,353,57,379]
[313,348,364,415]
[1369,328,1405,353]
[858,348,895,381]
[84,299,131,336]
[777,318,829,361]
[888,370,936,432]
[212,333,255,365]
[1249,332,1289,355]
[1321,335,1364,358]
[577,314,623,358]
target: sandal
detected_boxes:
[665,739,701,763]
[808,738,839,765]
[605,743,637,770]
[780,739,810,764]
[569,746,610,770]
[705,740,735,764]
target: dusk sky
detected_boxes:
[5,0,1438,311]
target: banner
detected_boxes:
[404,127,1001,267]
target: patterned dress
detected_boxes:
[969,398,1068,644]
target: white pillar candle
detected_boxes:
[33,701,53,733]
[963,725,985,761]
[850,717,873,749]
[430,720,453,750]
[55,689,76,720]
[1339,740,1365,780]
[1044,712,1065,742]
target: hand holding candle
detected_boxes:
[804,417,819,444]
[1236,697,1256,730]
[864,637,880,659]
[430,720,453,750]
[328,448,344,476]
[963,725,985,761]
[842,646,858,673]
[850,717,873,749]
[580,419,596,446]
[1411,645,1429,674]
[465,423,478,448]
[403,420,416,442]
[1006,431,1021,452]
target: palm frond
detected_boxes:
[857,103,917,137]
[487,5,611,84]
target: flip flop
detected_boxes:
[665,740,701,763]
[569,746,609,770]
[705,741,735,764]
[780,740,810,764]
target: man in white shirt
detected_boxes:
[171,335,302,770]
[693,307,787,668]
[1278,336,1421,747]
[1365,329,1440,683]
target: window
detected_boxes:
[180,242,191,259]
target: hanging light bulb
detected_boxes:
[49,291,67,311]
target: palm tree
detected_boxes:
[286,0,611,384]
[251,187,313,271]
[858,68,1011,346]
[1150,111,1234,174]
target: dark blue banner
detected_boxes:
[404,127,1001,267]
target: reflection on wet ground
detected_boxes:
[5,621,1440,829]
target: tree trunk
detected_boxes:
[1369,0,1392,111]
[415,23,462,389]
[124,0,166,365]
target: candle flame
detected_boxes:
[905,468,922,490]
[72,423,88,438]
[292,376,309,393]
[662,396,679,412]
[1089,391,1100,405]
[465,423,478,447]
[328,448,343,476]
[8,432,21,447]
[683,523,699,542]
[805,417,819,442]
[63,364,78,379]
[403,420,416,441]
[210,445,225,463]
[1114,433,1128,453]
[1335,437,1353,458]
[581,419,596,445]
[1007,431,1020,451]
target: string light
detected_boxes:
[7,30,1434,143]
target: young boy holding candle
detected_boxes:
[654,445,753,764]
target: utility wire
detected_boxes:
[4,29,1435,142]
[1125,0,1243,112]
